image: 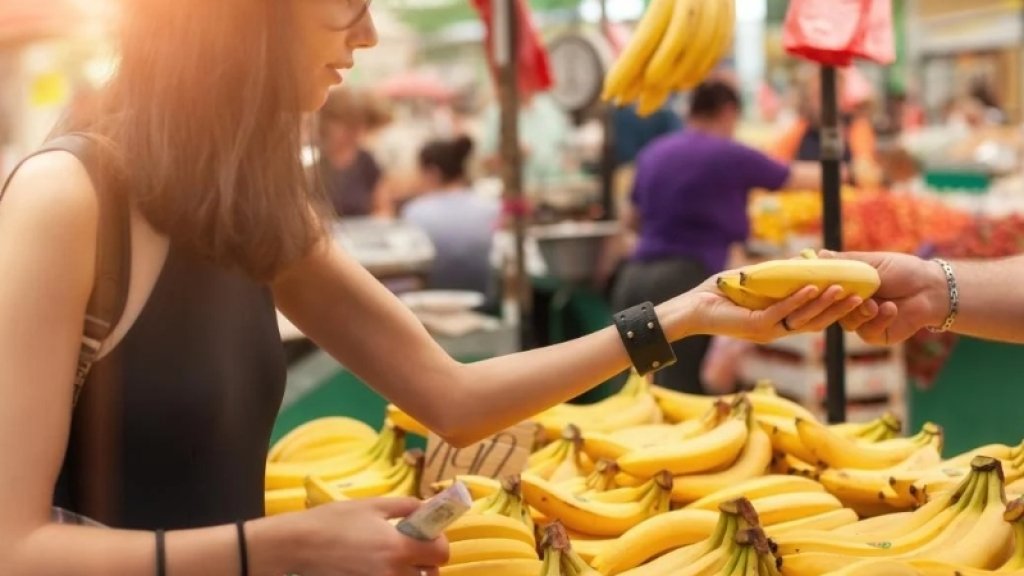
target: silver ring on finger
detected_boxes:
[781,317,794,332]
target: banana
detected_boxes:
[601,0,675,103]
[764,508,860,538]
[670,425,773,504]
[820,559,923,576]
[439,559,544,576]
[908,457,1012,568]
[446,538,538,565]
[304,474,348,508]
[718,274,777,311]
[590,508,720,574]
[686,474,826,512]
[385,403,430,436]
[796,418,942,470]
[265,424,405,490]
[527,424,589,483]
[264,486,309,516]
[609,497,747,576]
[673,0,732,91]
[539,521,600,576]
[817,467,917,516]
[635,85,671,118]
[1009,477,1024,498]
[834,511,913,536]
[534,373,657,439]
[431,475,501,500]
[770,452,822,480]
[748,491,844,525]
[585,407,723,462]
[642,0,701,89]
[268,416,377,463]
[444,514,536,548]
[737,258,881,301]
[829,412,903,442]
[323,449,422,500]
[653,382,818,424]
[756,414,819,468]
[617,396,750,478]
[521,471,672,537]
[775,458,991,560]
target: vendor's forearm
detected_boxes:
[439,298,694,447]
[942,255,1024,343]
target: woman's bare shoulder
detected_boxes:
[1,150,99,237]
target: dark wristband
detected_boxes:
[613,302,676,376]
[237,521,250,576]
[155,529,166,576]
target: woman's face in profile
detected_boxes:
[291,0,379,112]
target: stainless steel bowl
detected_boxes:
[530,220,620,284]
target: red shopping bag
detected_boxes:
[783,0,894,67]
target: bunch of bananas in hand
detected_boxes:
[602,0,736,116]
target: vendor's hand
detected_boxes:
[680,276,865,344]
[820,250,950,345]
[274,497,450,576]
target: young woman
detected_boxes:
[0,1,865,575]
[401,136,498,295]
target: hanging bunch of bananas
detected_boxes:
[602,0,737,116]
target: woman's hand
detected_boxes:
[259,497,450,576]
[675,274,866,344]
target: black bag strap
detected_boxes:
[0,133,131,407]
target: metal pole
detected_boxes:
[598,0,616,220]
[495,0,533,349]
[820,66,846,423]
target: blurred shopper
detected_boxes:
[773,65,877,177]
[317,87,394,218]
[612,80,824,394]
[402,136,499,295]
[0,2,860,574]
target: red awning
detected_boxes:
[0,0,114,46]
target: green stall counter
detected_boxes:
[908,336,1024,457]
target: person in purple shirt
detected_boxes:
[611,80,823,394]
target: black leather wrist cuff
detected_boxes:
[613,302,676,376]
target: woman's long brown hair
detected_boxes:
[63,0,327,281]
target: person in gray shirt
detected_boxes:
[402,136,500,296]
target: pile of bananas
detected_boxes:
[264,420,416,516]
[264,370,1024,575]
[601,0,736,116]
[717,251,881,311]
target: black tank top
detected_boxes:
[19,140,287,530]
